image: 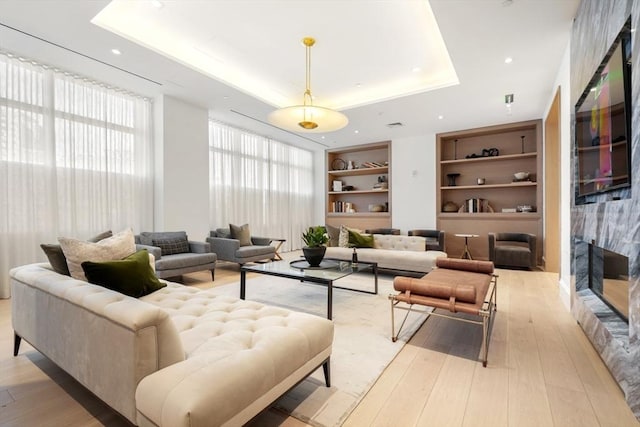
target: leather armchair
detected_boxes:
[488,232,536,269]
[207,228,276,265]
[365,228,401,235]
[408,229,445,251]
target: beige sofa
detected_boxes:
[325,234,447,275]
[10,263,333,426]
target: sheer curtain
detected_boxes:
[0,53,154,298]
[209,121,314,251]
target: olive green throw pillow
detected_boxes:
[81,249,166,298]
[230,223,252,246]
[348,229,374,248]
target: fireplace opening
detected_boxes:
[588,242,629,322]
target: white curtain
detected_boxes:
[209,121,313,251]
[0,53,154,298]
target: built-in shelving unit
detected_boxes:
[436,120,543,262]
[326,141,391,230]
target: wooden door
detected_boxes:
[544,88,561,273]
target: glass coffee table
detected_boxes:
[240,258,378,320]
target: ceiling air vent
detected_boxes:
[386,122,404,128]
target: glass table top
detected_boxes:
[242,258,375,282]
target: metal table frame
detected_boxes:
[240,258,378,320]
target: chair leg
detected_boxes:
[481,316,488,367]
[322,358,331,387]
[390,298,413,342]
[14,333,21,356]
[210,269,215,281]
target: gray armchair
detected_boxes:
[207,228,276,265]
[135,231,217,280]
[488,232,536,269]
[408,229,445,251]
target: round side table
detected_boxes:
[454,233,479,260]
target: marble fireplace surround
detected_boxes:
[571,0,640,419]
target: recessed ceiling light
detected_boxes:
[151,0,163,8]
[438,115,444,120]
[356,83,362,88]
[412,67,422,73]
[321,136,325,139]
[111,49,121,55]
[504,57,513,64]
[354,130,359,134]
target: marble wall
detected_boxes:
[570,0,640,418]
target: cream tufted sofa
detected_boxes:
[10,263,333,426]
[325,234,447,276]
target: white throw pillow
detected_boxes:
[58,228,136,281]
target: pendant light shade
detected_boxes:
[268,37,348,133]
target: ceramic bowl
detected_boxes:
[514,172,529,180]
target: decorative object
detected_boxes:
[514,171,530,181]
[521,135,525,154]
[446,173,460,186]
[267,37,348,133]
[516,205,534,213]
[347,160,356,170]
[373,175,388,189]
[342,185,355,191]
[333,180,343,191]
[289,259,339,270]
[465,147,499,159]
[351,247,358,266]
[458,199,494,213]
[331,158,346,170]
[368,204,385,212]
[301,226,329,267]
[442,201,459,212]
[477,177,485,185]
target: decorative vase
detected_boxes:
[302,246,327,267]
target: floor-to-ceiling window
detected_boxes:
[208,121,313,250]
[0,52,154,298]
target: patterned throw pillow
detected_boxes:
[152,237,190,255]
[338,225,351,248]
[58,229,136,281]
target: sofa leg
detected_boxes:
[14,333,21,356]
[322,358,331,388]
[210,269,215,281]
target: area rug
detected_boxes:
[211,272,428,426]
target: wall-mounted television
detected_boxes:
[575,18,632,203]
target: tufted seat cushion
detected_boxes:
[136,283,334,426]
[373,234,426,251]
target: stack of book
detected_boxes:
[361,161,386,168]
[331,201,354,213]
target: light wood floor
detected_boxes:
[1,258,638,427]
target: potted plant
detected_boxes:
[302,226,329,267]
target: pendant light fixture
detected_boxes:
[268,37,348,133]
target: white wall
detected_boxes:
[154,95,211,241]
[543,40,572,306]
[391,135,438,233]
